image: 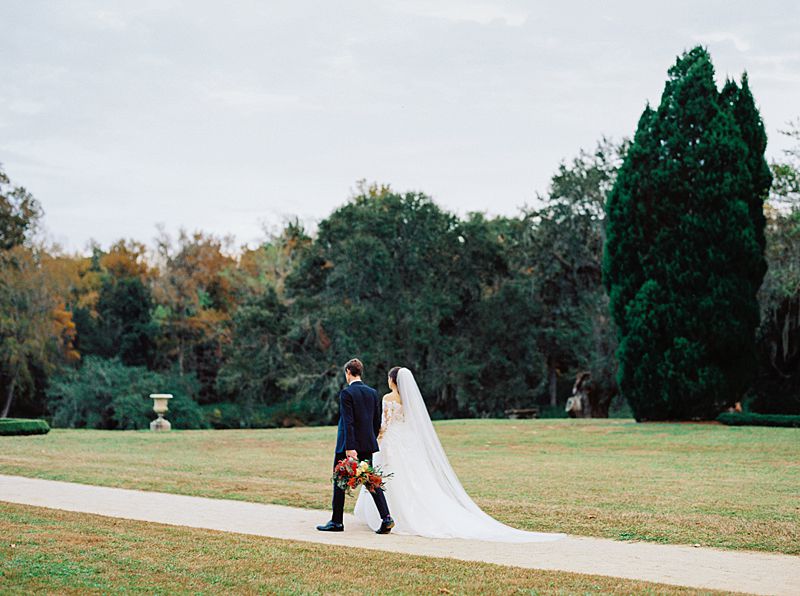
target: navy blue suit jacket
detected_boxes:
[335,380,381,454]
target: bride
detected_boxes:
[354,367,564,542]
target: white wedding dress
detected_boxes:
[354,368,564,542]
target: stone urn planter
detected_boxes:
[149,394,173,431]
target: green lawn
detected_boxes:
[0,502,734,595]
[1,419,798,554]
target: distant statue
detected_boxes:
[565,371,613,418]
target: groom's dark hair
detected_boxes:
[344,358,363,377]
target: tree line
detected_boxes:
[1,47,798,428]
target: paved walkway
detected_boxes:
[1,475,798,595]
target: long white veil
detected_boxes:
[396,368,564,542]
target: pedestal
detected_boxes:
[149,394,173,432]
[150,415,171,432]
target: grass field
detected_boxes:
[1,419,798,554]
[0,502,734,595]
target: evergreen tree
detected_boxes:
[216,286,290,424]
[721,72,772,277]
[603,47,767,420]
[75,276,157,368]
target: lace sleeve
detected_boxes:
[378,400,395,440]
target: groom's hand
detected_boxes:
[346,449,358,459]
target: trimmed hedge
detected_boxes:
[0,418,51,436]
[717,412,800,428]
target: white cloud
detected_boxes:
[693,31,752,52]
[1,0,798,251]
[90,10,128,31]
[396,1,529,27]
[206,87,300,110]
[3,98,47,116]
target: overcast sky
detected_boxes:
[2,1,798,252]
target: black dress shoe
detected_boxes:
[316,521,344,532]
[376,516,395,534]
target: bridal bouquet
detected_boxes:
[332,457,391,495]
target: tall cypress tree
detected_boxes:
[721,72,772,276]
[603,47,768,420]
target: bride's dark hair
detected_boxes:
[388,366,401,386]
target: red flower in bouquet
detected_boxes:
[332,456,392,496]
[366,473,383,491]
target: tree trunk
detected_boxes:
[589,387,613,418]
[548,357,557,407]
[178,335,185,376]
[1,375,17,419]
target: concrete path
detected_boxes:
[1,474,798,595]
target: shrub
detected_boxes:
[537,405,568,419]
[0,418,50,436]
[716,412,800,428]
[202,401,308,429]
[46,356,208,430]
[202,402,246,429]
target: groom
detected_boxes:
[316,358,395,534]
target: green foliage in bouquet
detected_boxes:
[332,457,391,496]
